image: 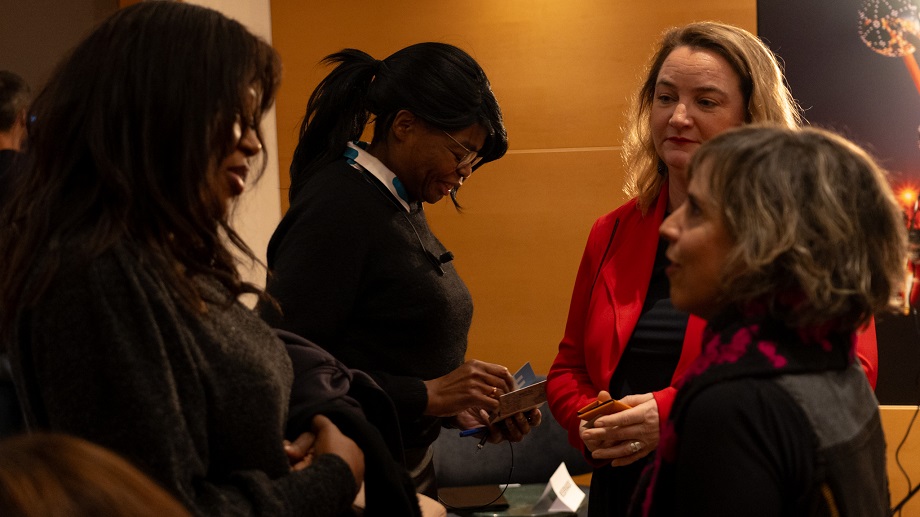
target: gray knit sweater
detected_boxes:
[9,242,357,516]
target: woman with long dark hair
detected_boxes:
[0,3,369,515]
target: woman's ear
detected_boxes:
[390,110,417,143]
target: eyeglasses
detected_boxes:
[441,130,483,171]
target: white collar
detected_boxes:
[345,141,411,213]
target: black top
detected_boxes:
[609,236,688,398]
[671,379,814,516]
[260,158,473,449]
[0,149,20,206]
[636,310,887,517]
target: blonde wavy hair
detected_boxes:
[693,125,906,332]
[623,21,803,213]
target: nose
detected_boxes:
[238,125,262,157]
[668,103,691,128]
[456,162,473,184]
[659,205,682,242]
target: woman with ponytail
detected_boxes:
[259,43,540,496]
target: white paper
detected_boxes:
[531,462,586,513]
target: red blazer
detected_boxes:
[546,188,879,454]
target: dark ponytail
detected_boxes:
[289,42,508,202]
[289,49,377,200]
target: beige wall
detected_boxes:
[269,0,756,373]
[186,0,282,302]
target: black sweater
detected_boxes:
[260,158,473,449]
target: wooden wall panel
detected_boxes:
[270,0,756,372]
[426,150,625,373]
[882,406,920,516]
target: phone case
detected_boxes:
[576,397,631,421]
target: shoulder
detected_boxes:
[286,159,395,220]
[269,160,392,253]
[682,378,805,426]
[678,377,813,460]
[34,243,175,316]
[587,198,639,235]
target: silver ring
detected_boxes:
[628,441,642,454]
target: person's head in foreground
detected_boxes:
[0,0,281,322]
[660,124,905,330]
[0,433,192,517]
[642,124,905,516]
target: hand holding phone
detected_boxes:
[577,391,631,422]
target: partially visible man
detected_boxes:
[0,70,30,182]
[0,70,30,438]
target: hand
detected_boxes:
[283,432,316,472]
[455,407,543,444]
[452,407,488,430]
[424,359,516,417]
[493,407,542,443]
[580,392,658,467]
[311,415,365,488]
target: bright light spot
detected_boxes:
[898,186,918,207]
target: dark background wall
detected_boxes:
[759,0,920,405]
[0,0,117,93]
[758,0,920,180]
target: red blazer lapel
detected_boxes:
[599,187,670,359]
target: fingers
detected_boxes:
[503,412,530,442]
[525,408,542,428]
[487,407,544,444]
[618,391,655,407]
[595,396,659,434]
[284,432,316,460]
[289,456,313,472]
[284,432,317,472]
[424,361,513,417]
[590,439,651,465]
[594,405,637,429]
[311,414,334,432]
[311,414,365,487]
[469,359,515,393]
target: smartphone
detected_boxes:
[576,397,631,421]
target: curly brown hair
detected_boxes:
[692,125,906,332]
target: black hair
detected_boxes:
[289,42,508,204]
[0,70,30,131]
[0,1,282,330]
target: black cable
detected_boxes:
[889,308,920,516]
[437,440,515,511]
[891,405,919,517]
[358,168,448,275]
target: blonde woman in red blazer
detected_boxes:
[546,22,878,516]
